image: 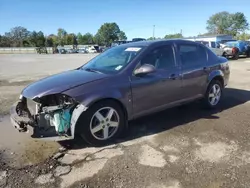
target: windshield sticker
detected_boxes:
[115,65,123,70]
[125,47,141,52]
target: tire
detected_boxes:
[76,100,126,146]
[233,52,239,60]
[246,50,250,58]
[222,52,226,58]
[202,80,223,109]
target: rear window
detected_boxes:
[225,42,238,47]
[179,44,207,67]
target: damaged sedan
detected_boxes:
[10,39,230,145]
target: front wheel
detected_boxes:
[222,52,226,58]
[202,80,223,109]
[76,100,126,146]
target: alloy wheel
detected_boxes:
[208,84,221,106]
[90,107,120,140]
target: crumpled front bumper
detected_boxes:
[9,101,75,141]
[10,101,33,133]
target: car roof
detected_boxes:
[119,39,197,47]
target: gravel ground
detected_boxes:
[0,54,250,188]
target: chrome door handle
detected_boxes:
[203,67,210,71]
[169,74,179,80]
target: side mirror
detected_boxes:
[134,64,156,76]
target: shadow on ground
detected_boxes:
[59,87,250,149]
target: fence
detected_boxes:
[0,47,53,54]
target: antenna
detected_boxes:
[153,25,155,39]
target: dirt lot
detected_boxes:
[0,54,250,188]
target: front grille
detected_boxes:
[26,98,38,115]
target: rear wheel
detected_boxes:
[76,100,126,146]
[246,50,250,58]
[202,80,223,109]
[233,52,239,60]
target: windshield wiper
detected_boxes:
[84,68,103,74]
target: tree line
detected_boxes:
[0,22,127,48]
[0,11,249,48]
[163,12,250,40]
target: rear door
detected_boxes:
[177,42,208,99]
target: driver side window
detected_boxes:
[140,45,176,70]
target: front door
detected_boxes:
[177,42,208,99]
[130,44,182,117]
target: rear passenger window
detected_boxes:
[179,44,207,67]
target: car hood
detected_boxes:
[22,69,109,99]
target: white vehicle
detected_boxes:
[86,46,97,53]
[195,41,225,56]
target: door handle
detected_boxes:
[203,67,210,71]
[168,73,179,80]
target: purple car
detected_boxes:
[10,39,230,145]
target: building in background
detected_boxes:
[184,34,234,43]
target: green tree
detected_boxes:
[57,28,67,46]
[147,37,154,40]
[164,33,183,39]
[82,33,94,44]
[65,33,74,45]
[77,33,84,44]
[236,33,250,40]
[147,37,161,40]
[46,34,58,47]
[5,26,30,47]
[206,12,249,36]
[29,31,45,47]
[96,22,121,46]
[231,12,249,36]
[94,33,102,45]
[118,31,127,40]
[0,35,11,47]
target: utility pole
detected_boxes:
[153,25,155,39]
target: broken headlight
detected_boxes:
[35,94,76,108]
[56,94,75,106]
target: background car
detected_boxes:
[86,46,97,53]
[77,48,87,53]
[222,40,250,59]
[195,40,224,56]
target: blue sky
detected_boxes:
[0,0,249,40]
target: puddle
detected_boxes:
[0,115,59,168]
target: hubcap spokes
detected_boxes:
[90,107,119,140]
[208,84,221,106]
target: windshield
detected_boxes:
[81,45,144,74]
[196,41,209,47]
[225,42,238,47]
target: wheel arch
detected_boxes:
[73,97,129,137]
[208,71,224,87]
[203,71,225,96]
[86,98,128,120]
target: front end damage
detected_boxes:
[10,94,87,141]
